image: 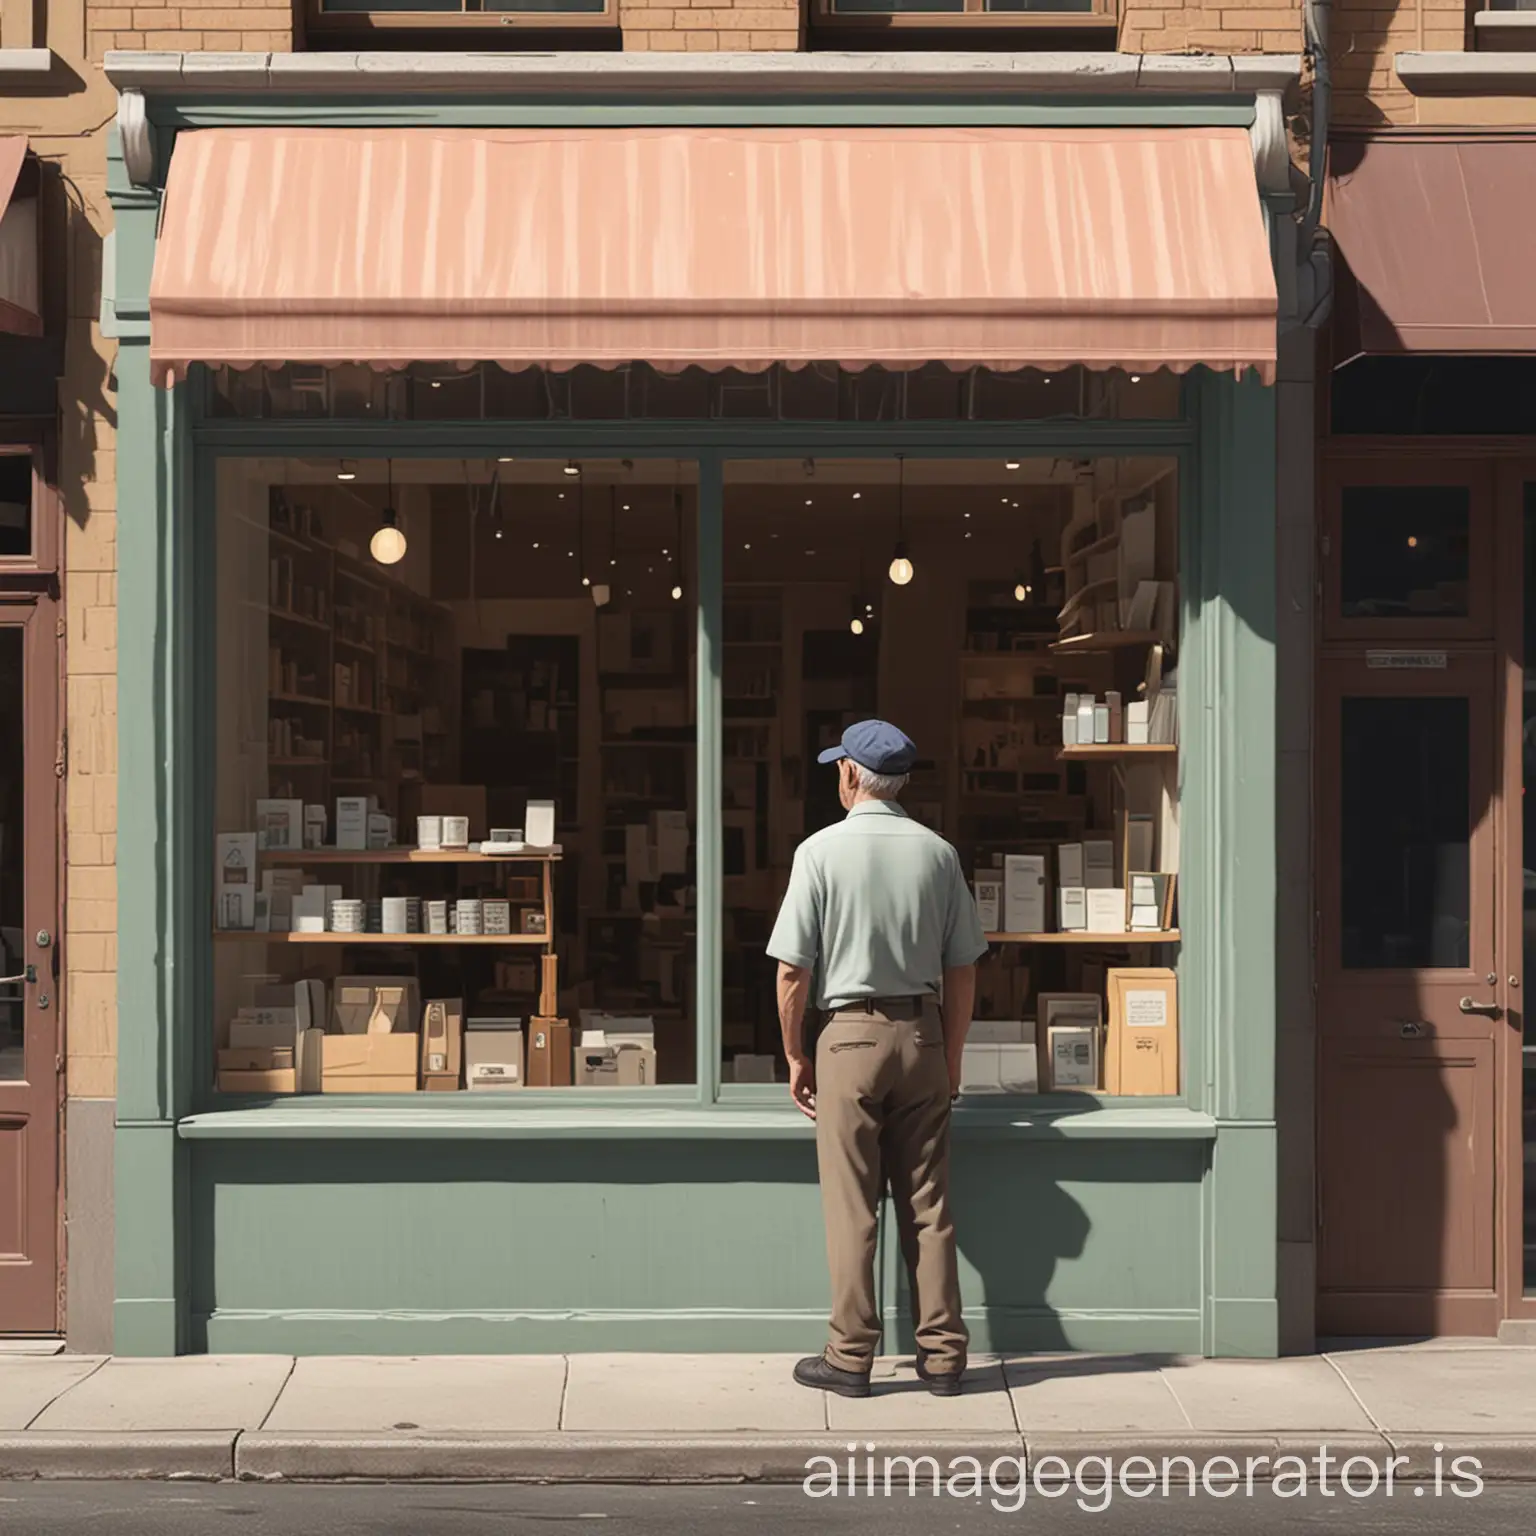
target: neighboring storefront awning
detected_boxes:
[0,137,42,338]
[148,126,1277,387]
[1328,136,1536,360]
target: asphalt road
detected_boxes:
[0,1483,1528,1535]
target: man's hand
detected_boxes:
[788,1052,817,1120]
[946,1047,965,1100]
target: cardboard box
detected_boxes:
[540,954,559,1017]
[1036,993,1103,1077]
[421,998,464,1091]
[333,978,419,1036]
[1002,854,1046,934]
[577,1039,659,1087]
[527,1018,573,1087]
[577,1020,658,1087]
[731,1053,776,1084]
[1105,968,1179,1096]
[321,1032,419,1093]
[218,1046,294,1072]
[465,1017,525,1091]
[217,1068,297,1094]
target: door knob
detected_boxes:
[0,966,35,985]
[1458,997,1503,1016]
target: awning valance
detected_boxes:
[0,137,41,338]
[148,126,1278,388]
[1328,136,1536,361]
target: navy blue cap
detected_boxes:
[817,719,917,776]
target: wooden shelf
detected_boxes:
[1058,744,1177,759]
[267,757,327,769]
[987,930,1181,945]
[1050,631,1165,655]
[1064,532,1120,567]
[215,931,550,945]
[334,702,383,717]
[262,606,331,634]
[256,848,562,865]
[270,692,330,708]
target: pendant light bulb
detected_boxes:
[887,452,913,585]
[1014,577,1030,603]
[671,583,683,602]
[850,615,865,636]
[370,509,407,566]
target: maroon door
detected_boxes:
[0,592,60,1332]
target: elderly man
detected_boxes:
[767,719,988,1399]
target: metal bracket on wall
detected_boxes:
[119,90,155,188]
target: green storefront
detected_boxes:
[105,52,1300,1359]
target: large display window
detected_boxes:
[717,458,1181,1094]
[213,457,699,1095]
[208,448,1181,1101]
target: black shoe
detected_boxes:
[793,1354,871,1398]
[915,1354,965,1397]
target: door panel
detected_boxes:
[0,597,60,1333]
[1316,650,1502,1336]
[1322,461,1494,644]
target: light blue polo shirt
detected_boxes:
[766,800,989,1011]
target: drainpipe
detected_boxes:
[1298,0,1334,327]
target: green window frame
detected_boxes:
[158,402,1248,1126]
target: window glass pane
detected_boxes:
[319,0,606,10]
[0,628,23,1079]
[1339,485,1470,620]
[0,455,31,559]
[1339,695,1469,970]
[721,456,1180,1095]
[206,364,1182,425]
[214,458,697,1094]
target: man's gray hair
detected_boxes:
[851,762,909,798]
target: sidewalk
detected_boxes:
[1,1341,1534,1483]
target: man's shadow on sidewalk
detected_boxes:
[872,1113,1187,1394]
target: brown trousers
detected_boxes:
[814,997,967,1374]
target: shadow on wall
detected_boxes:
[58,170,116,534]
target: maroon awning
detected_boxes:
[1328,135,1536,361]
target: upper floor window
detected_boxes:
[810,0,1116,35]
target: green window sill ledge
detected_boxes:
[175,1103,1218,1142]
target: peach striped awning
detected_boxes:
[148,126,1277,387]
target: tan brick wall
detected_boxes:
[88,1,294,60]
[1331,1,1536,129]
[621,0,801,51]
[1121,0,1303,55]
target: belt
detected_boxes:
[835,995,931,1015]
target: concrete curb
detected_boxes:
[235,1432,1028,1483]
[0,1433,237,1481]
[0,1431,1532,1484]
